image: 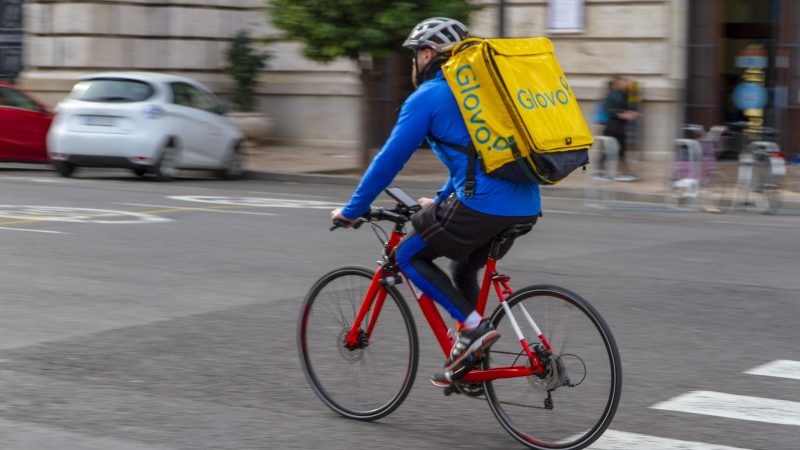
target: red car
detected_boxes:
[0,82,53,163]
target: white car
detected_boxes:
[47,72,245,180]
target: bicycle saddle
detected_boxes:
[490,223,535,260]
[496,222,535,241]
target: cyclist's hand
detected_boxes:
[330,208,357,228]
[418,197,435,208]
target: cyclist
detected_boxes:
[330,17,541,386]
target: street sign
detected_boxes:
[733,82,768,110]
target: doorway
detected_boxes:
[685,0,799,157]
[0,0,23,82]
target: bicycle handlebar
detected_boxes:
[330,187,421,231]
[330,206,415,231]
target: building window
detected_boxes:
[547,0,585,34]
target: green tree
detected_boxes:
[225,31,270,112]
[267,0,478,167]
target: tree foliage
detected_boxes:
[225,31,270,112]
[267,0,479,63]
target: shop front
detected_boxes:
[686,0,799,158]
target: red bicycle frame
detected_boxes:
[345,226,551,383]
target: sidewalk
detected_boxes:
[243,143,800,209]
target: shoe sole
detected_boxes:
[430,378,452,388]
[446,330,500,372]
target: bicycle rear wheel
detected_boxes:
[483,285,622,450]
[298,266,418,421]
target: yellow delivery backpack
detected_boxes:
[440,37,592,191]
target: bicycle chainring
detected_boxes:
[453,380,485,397]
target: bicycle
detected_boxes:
[668,124,732,213]
[727,122,786,214]
[298,187,622,449]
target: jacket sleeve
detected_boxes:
[435,178,454,202]
[341,91,433,219]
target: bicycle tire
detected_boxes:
[482,285,622,450]
[298,266,418,421]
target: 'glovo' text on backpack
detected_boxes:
[516,77,572,110]
[455,65,510,153]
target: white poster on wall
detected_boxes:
[548,0,585,33]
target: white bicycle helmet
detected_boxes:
[402,17,469,53]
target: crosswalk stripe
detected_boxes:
[745,360,800,380]
[590,430,750,449]
[651,390,800,426]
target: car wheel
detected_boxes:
[54,161,75,178]
[132,168,147,177]
[216,146,244,180]
[153,145,179,181]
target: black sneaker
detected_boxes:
[430,364,471,389]
[445,319,500,372]
[430,371,453,388]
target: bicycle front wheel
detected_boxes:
[483,285,622,450]
[298,266,418,421]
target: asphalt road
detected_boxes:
[1,167,798,450]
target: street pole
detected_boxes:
[498,0,506,37]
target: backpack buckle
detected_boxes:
[463,180,475,198]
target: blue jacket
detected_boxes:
[342,71,541,219]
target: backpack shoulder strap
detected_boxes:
[427,135,476,198]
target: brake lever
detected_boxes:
[330,218,365,231]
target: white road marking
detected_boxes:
[745,360,800,381]
[114,203,278,216]
[0,226,64,234]
[0,176,65,183]
[590,430,749,449]
[0,206,171,224]
[168,195,340,209]
[651,390,800,426]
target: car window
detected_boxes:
[170,82,193,107]
[170,82,219,113]
[187,86,219,113]
[0,86,40,111]
[70,79,154,102]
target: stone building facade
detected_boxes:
[14,1,798,158]
[19,0,363,149]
